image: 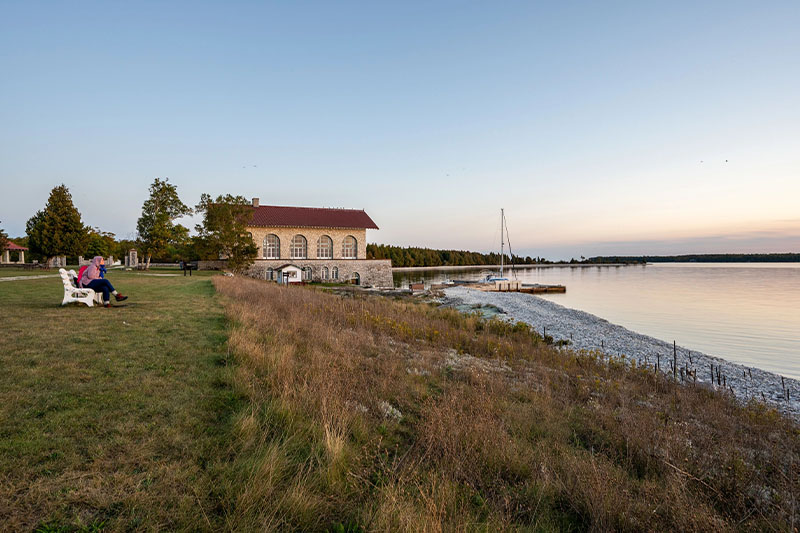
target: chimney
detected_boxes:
[252,197,259,207]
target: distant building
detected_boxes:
[1,242,28,264]
[245,198,393,287]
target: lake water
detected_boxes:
[394,264,800,379]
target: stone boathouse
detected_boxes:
[245,198,393,287]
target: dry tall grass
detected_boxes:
[216,276,799,532]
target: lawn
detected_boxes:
[0,267,62,278]
[0,269,238,531]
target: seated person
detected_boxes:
[79,256,128,307]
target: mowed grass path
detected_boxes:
[0,270,238,531]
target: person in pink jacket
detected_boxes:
[79,256,128,307]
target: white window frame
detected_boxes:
[264,234,280,259]
[317,235,333,259]
[290,235,307,259]
[342,235,357,259]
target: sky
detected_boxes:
[1,1,798,260]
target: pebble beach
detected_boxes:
[443,286,800,419]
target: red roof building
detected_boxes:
[2,241,28,264]
[243,198,392,286]
[4,242,28,251]
[249,204,379,230]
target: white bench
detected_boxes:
[59,268,104,307]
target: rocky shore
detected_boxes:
[443,286,800,419]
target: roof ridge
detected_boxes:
[256,204,365,211]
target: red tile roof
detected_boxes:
[4,242,28,251]
[249,205,379,230]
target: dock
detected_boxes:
[467,280,566,294]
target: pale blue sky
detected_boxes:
[1,1,799,259]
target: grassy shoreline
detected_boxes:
[215,277,799,531]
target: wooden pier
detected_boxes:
[472,281,566,294]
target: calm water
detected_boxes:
[395,264,800,379]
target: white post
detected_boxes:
[18,250,25,264]
[2,250,9,264]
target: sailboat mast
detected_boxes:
[500,208,504,278]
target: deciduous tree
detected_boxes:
[0,223,11,256]
[0,224,9,258]
[136,178,192,269]
[87,228,117,259]
[25,184,89,263]
[194,194,257,272]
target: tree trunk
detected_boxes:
[146,254,152,270]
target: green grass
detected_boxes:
[0,269,239,531]
[0,267,61,277]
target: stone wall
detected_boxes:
[247,259,393,287]
[247,226,368,260]
[198,260,229,270]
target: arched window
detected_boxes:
[266,267,274,281]
[302,267,312,281]
[351,272,360,285]
[316,235,333,258]
[322,266,329,280]
[342,235,357,259]
[290,235,307,259]
[331,266,339,280]
[264,234,280,259]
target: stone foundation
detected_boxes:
[247,259,393,287]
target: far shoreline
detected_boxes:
[392,263,635,272]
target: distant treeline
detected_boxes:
[365,246,800,267]
[366,244,550,268]
[587,253,800,263]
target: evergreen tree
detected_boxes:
[364,243,540,267]
[194,193,257,272]
[25,184,89,262]
[136,178,192,269]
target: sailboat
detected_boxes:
[483,208,513,283]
